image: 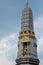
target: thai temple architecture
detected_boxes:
[16,0,40,65]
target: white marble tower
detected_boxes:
[16,1,40,65]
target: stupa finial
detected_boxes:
[26,0,30,7]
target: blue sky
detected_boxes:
[0,0,43,65]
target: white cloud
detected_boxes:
[37,36,43,52]
[0,32,18,65]
[0,33,18,52]
[0,58,15,65]
[0,45,17,65]
[39,60,43,65]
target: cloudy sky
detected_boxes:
[0,0,43,65]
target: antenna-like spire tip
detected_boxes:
[26,0,30,7]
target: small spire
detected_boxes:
[26,0,30,7]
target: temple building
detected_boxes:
[16,1,40,65]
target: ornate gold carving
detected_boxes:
[19,30,35,35]
[20,36,30,42]
[23,45,27,56]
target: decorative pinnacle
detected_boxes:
[26,0,30,7]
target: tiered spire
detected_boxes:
[16,1,40,65]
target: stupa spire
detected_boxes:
[26,0,30,7]
[16,1,40,65]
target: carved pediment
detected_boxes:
[20,36,30,42]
